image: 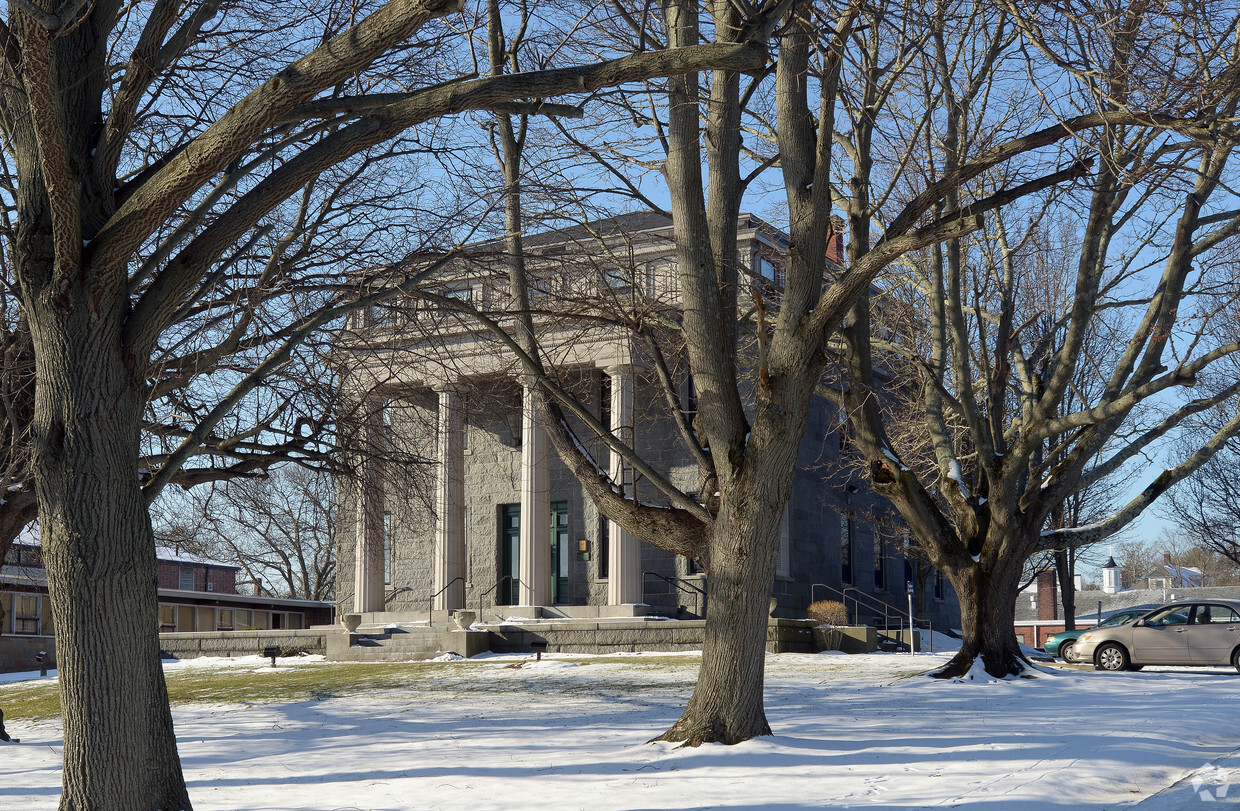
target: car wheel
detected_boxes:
[1095,643,1129,672]
[1232,648,1240,674]
[1060,641,1077,663]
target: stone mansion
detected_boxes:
[333,212,961,631]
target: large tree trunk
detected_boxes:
[653,503,779,745]
[934,561,1028,679]
[29,299,191,810]
[1055,548,1077,631]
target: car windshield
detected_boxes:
[1096,612,1137,628]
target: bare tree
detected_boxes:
[407,0,1228,744]
[0,0,763,805]
[155,466,337,601]
[840,1,1240,676]
[1162,408,1240,571]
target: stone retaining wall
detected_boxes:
[0,635,55,674]
[158,628,327,659]
[486,618,815,655]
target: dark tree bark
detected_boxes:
[1054,549,1077,632]
[0,0,766,805]
[840,2,1240,678]
[25,296,190,808]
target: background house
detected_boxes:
[1,541,332,673]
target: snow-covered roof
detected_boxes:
[1014,585,1240,623]
[154,547,240,570]
[8,540,239,571]
[0,564,47,587]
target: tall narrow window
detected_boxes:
[934,570,945,600]
[776,502,792,578]
[383,510,394,585]
[874,533,886,590]
[598,514,610,580]
[600,373,611,429]
[499,504,521,605]
[840,512,853,585]
[551,502,570,604]
[178,565,194,591]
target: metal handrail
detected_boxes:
[426,577,467,625]
[642,571,707,617]
[477,575,519,622]
[810,582,933,653]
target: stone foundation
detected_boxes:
[485,617,815,655]
[158,628,327,659]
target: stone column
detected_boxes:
[353,397,386,614]
[606,364,642,605]
[433,386,466,610]
[518,383,551,606]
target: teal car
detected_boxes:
[1045,607,1155,663]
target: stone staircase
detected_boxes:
[326,623,489,662]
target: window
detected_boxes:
[159,605,175,632]
[15,594,39,635]
[934,570,945,601]
[600,373,611,429]
[236,609,253,629]
[551,501,570,604]
[0,592,11,633]
[383,511,394,585]
[1193,604,1240,624]
[753,253,782,287]
[874,533,886,590]
[216,609,234,631]
[1145,606,1189,626]
[776,503,792,579]
[178,566,194,590]
[840,512,853,585]
[598,513,610,580]
[499,504,520,605]
[684,375,697,422]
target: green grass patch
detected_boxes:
[0,654,703,723]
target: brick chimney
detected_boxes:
[1036,569,1058,621]
[828,215,846,265]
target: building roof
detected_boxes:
[0,565,47,588]
[155,588,331,609]
[153,547,240,570]
[8,540,240,571]
[1014,585,1240,623]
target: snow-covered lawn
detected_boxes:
[2,641,1238,810]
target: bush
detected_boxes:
[807,600,849,626]
[808,600,851,653]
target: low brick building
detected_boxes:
[1,542,333,673]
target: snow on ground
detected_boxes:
[2,643,1239,810]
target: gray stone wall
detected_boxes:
[336,362,960,630]
[157,629,327,659]
[486,618,814,654]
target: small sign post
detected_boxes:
[906,582,915,656]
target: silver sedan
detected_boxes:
[1074,600,1240,672]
